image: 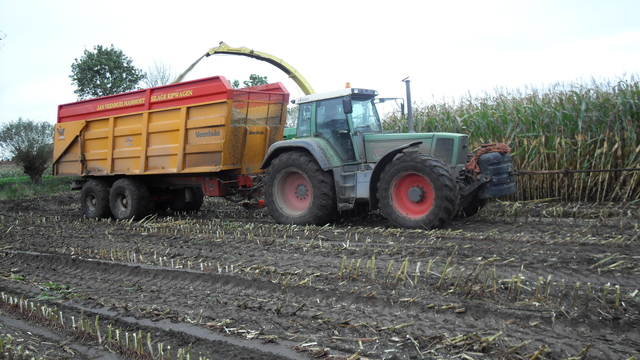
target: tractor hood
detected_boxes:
[364,132,469,167]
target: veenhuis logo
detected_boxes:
[195,130,221,138]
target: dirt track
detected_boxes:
[1,193,639,359]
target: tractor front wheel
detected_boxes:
[265,151,336,225]
[377,153,458,229]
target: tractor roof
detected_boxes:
[293,88,378,105]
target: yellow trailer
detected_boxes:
[53,76,289,219]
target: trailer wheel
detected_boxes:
[109,178,152,220]
[377,153,458,229]
[169,187,204,213]
[81,179,111,219]
[265,151,336,225]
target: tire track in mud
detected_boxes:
[1,242,638,360]
[1,195,640,359]
[0,251,321,359]
[0,312,118,360]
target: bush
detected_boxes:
[0,118,54,184]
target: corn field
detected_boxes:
[384,75,640,202]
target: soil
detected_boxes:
[0,193,639,360]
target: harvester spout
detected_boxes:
[205,41,315,95]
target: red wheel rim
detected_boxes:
[275,170,312,215]
[391,172,435,219]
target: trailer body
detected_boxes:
[55,76,288,177]
[53,76,289,218]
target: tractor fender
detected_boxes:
[261,138,342,171]
[369,141,422,210]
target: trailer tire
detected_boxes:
[81,179,111,219]
[265,151,336,225]
[169,187,204,213]
[377,153,458,229]
[109,178,152,220]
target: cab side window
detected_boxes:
[296,103,313,137]
[316,99,347,136]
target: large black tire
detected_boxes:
[81,179,111,219]
[169,187,204,213]
[377,153,458,229]
[265,151,336,225]
[109,178,152,220]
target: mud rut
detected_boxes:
[0,193,639,360]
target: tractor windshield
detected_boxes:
[351,98,382,133]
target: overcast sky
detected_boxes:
[1,0,639,125]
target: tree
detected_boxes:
[286,106,299,128]
[230,74,269,89]
[70,45,146,100]
[0,118,54,184]
[143,60,176,88]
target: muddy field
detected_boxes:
[0,193,639,359]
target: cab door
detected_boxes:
[349,97,384,163]
[315,99,356,163]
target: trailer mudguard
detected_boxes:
[260,138,343,171]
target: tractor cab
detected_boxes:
[292,88,382,163]
[264,86,515,229]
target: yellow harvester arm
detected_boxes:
[206,41,315,95]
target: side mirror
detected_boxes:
[342,97,353,114]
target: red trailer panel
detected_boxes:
[58,76,235,123]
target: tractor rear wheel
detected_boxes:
[109,178,152,220]
[81,179,111,219]
[265,151,336,225]
[377,153,458,229]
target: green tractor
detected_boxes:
[205,42,516,229]
[261,87,516,229]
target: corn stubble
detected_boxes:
[0,292,207,360]
[2,196,638,359]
